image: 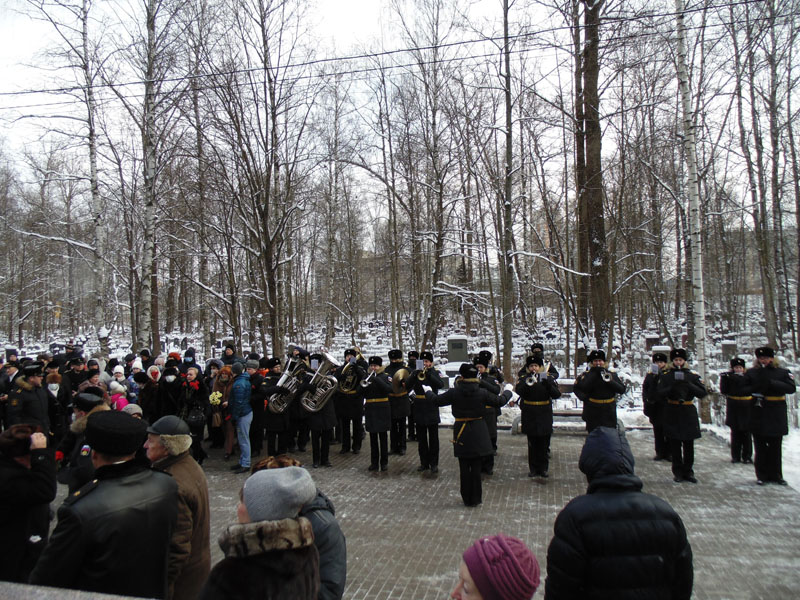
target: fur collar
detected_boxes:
[70,403,110,434]
[15,377,35,392]
[219,517,314,559]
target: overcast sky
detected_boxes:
[0,0,391,156]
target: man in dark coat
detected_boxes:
[720,357,753,464]
[55,391,108,494]
[0,425,56,583]
[261,358,292,456]
[405,350,444,473]
[474,350,504,475]
[642,351,670,461]
[179,347,203,375]
[385,349,410,455]
[656,349,707,483]
[333,349,367,455]
[362,356,393,471]
[246,358,266,458]
[6,362,50,434]
[145,415,211,600]
[545,426,693,599]
[746,346,796,485]
[515,355,561,478]
[574,350,626,432]
[437,363,512,507]
[30,410,178,599]
[302,354,338,468]
[61,356,87,399]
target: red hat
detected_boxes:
[462,534,540,600]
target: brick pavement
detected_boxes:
[201,427,800,599]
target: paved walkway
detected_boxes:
[199,427,800,599]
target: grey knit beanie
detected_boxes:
[242,467,316,522]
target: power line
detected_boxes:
[0,0,789,112]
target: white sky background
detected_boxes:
[0,0,392,154]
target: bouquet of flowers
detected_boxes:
[209,391,222,406]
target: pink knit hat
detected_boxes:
[462,534,540,600]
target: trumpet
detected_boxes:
[601,368,613,383]
[417,366,430,381]
[360,371,376,388]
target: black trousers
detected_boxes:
[482,436,497,473]
[417,424,439,467]
[653,423,671,459]
[290,420,310,451]
[458,456,483,506]
[670,438,695,478]
[408,414,417,439]
[189,422,207,464]
[311,429,332,466]
[369,432,389,467]
[265,431,289,457]
[340,416,363,452]
[731,429,753,462]
[390,418,407,452]
[753,435,783,481]
[526,433,550,475]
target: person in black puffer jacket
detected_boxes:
[545,426,693,600]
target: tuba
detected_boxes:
[338,348,364,393]
[300,352,341,412]
[268,357,307,414]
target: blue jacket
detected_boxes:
[230,373,252,419]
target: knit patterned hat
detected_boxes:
[462,534,540,600]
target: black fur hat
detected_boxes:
[459,363,479,379]
[670,348,688,361]
[587,349,606,362]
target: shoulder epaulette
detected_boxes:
[65,478,99,505]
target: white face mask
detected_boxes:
[48,384,60,394]
[164,375,176,383]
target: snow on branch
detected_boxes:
[510,250,589,276]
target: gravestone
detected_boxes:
[447,335,469,363]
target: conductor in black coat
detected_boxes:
[655,348,707,483]
[719,357,753,464]
[573,350,626,432]
[437,363,513,507]
[746,346,796,485]
[515,355,561,478]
